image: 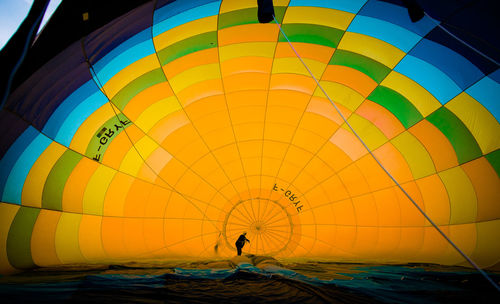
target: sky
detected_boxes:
[0,0,62,50]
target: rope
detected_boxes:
[424,12,499,67]
[272,15,500,292]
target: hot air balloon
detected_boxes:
[0,1,499,298]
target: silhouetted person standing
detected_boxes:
[235,232,250,256]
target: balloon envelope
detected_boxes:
[1,0,499,274]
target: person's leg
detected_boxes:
[237,246,242,256]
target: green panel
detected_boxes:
[278,24,343,48]
[6,206,40,269]
[111,68,165,110]
[42,150,82,211]
[426,107,482,164]
[368,86,423,128]
[485,149,500,178]
[157,31,217,65]
[329,49,390,83]
[85,113,131,162]
[218,6,286,29]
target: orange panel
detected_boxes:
[79,214,107,261]
[416,174,450,225]
[409,120,458,172]
[123,218,147,256]
[148,110,189,143]
[223,72,270,93]
[338,164,370,197]
[270,73,317,95]
[220,56,272,77]
[462,157,500,222]
[218,24,278,46]
[62,158,99,213]
[373,142,414,183]
[123,82,174,121]
[176,79,224,107]
[397,182,426,227]
[372,188,401,226]
[322,65,378,97]
[163,48,219,79]
[355,154,394,191]
[356,100,405,139]
[101,217,126,258]
[31,209,61,266]
[103,172,134,216]
[275,42,334,63]
[124,179,154,218]
[352,194,378,226]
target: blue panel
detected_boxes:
[154,0,218,24]
[489,68,500,83]
[410,39,484,90]
[93,29,155,85]
[289,0,367,14]
[43,80,98,139]
[2,132,52,204]
[347,15,421,52]
[0,126,52,204]
[153,1,221,37]
[466,75,500,122]
[395,55,462,104]
[358,0,435,37]
[0,127,38,200]
[54,91,109,147]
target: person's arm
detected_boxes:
[245,237,250,243]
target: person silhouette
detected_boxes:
[235,232,250,256]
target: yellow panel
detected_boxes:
[83,165,117,215]
[22,142,65,208]
[62,157,99,213]
[154,16,217,50]
[102,54,160,99]
[283,6,354,30]
[31,209,61,266]
[338,32,405,68]
[272,57,326,79]
[55,212,85,263]
[120,136,159,177]
[169,63,221,93]
[135,96,182,132]
[79,214,107,261]
[70,102,116,153]
[315,81,365,111]
[0,203,20,274]
[219,42,276,61]
[219,0,256,13]
[344,114,388,151]
[462,157,500,222]
[446,92,500,154]
[391,132,435,179]
[381,71,441,117]
[474,220,500,268]
[438,167,477,225]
